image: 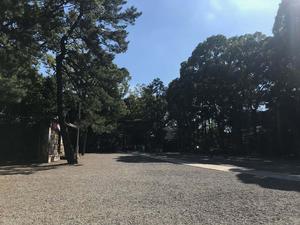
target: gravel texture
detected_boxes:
[0,153,299,225]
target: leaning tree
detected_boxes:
[37,0,140,163]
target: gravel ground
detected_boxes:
[0,153,299,225]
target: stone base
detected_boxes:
[48,154,61,163]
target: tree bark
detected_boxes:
[276,103,283,155]
[251,107,258,153]
[81,131,88,155]
[55,8,83,164]
[56,49,77,164]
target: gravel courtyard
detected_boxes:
[0,154,299,225]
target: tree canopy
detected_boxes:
[1,0,299,160]
[164,0,300,156]
[0,0,141,163]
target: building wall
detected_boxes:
[0,121,64,163]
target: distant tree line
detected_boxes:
[123,0,300,157]
[1,0,299,160]
[120,79,168,152]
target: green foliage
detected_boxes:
[166,1,300,156]
[0,75,26,106]
[0,0,53,122]
[64,54,130,134]
[273,0,300,56]
[124,78,167,149]
[0,0,140,162]
[1,0,300,158]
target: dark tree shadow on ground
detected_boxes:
[116,154,300,192]
[145,153,300,174]
[235,173,300,192]
[117,152,300,173]
[116,155,177,164]
[0,162,75,176]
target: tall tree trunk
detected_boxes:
[56,46,77,164]
[81,131,88,155]
[232,113,243,154]
[217,122,226,154]
[251,107,258,154]
[276,103,283,155]
[54,9,83,164]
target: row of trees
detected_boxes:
[121,79,167,151]
[1,0,299,160]
[0,0,140,163]
[124,0,300,157]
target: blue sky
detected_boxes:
[114,0,281,87]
